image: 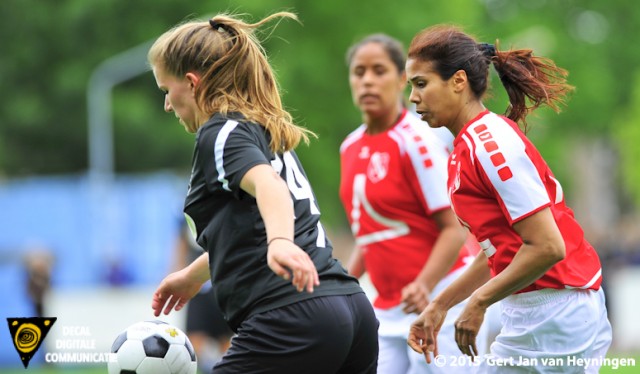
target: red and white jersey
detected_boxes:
[448,110,602,292]
[340,110,475,309]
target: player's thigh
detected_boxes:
[376,334,410,374]
[584,289,612,374]
[488,289,610,373]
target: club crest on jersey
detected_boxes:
[367,152,389,183]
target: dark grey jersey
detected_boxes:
[184,112,361,331]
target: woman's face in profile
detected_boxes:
[153,64,201,133]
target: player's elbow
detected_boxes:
[541,239,566,265]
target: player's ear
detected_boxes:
[185,72,201,92]
[451,70,467,93]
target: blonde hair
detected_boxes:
[148,11,315,152]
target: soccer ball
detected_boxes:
[107,320,197,374]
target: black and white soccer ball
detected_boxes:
[107,320,197,374]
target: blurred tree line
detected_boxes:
[1,0,638,228]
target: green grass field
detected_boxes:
[2,354,638,374]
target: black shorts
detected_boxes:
[212,293,379,374]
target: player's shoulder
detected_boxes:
[462,111,517,139]
[340,124,367,153]
[197,112,264,144]
[459,112,521,148]
[459,111,532,171]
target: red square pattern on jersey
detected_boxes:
[448,110,602,293]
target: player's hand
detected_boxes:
[401,281,431,314]
[267,240,320,293]
[454,299,485,360]
[151,268,203,317]
[408,303,447,364]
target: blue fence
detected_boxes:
[0,172,188,366]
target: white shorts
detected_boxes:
[375,265,493,374]
[478,288,612,373]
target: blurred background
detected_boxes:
[1,0,639,372]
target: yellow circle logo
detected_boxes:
[14,323,41,354]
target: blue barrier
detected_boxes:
[0,172,188,366]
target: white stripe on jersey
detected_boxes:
[461,133,475,166]
[316,221,327,248]
[352,174,409,246]
[468,113,549,222]
[565,268,602,290]
[214,120,239,192]
[478,238,497,257]
[340,125,367,154]
[391,116,451,212]
[551,176,564,204]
